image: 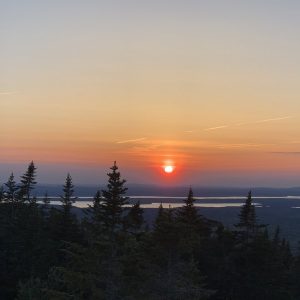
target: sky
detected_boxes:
[1,0,300,187]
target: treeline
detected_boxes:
[1,162,300,299]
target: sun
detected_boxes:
[164,165,174,173]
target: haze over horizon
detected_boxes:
[2,1,300,186]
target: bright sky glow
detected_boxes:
[1,1,300,186]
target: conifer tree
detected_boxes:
[175,187,211,260]
[3,173,20,219]
[176,187,206,231]
[0,185,3,202]
[88,190,102,224]
[96,162,130,298]
[93,190,102,208]
[153,204,178,258]
[176,187,198,222]
[234,191,264,243]
[151,204,213,299]
[4,173,18,203]
[154,202,164,230]
[48,174,80,245]
[60,173,77,214]
[83,190,104,240]
[124,201,145,235]
[101,161,129,232]
[236,191,256,227]
[18,161,37,202]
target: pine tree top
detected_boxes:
[102,161,129,203]
[103,161,128,197]
[235,190,257,228]
[20,161,36,185]
[4,173,19,202]
[176,187,201,226]
[5,173,17,189]
[184,187,195,207]
[19,161,37,202]
[93,190,102,206]
[100,162,129,231]
[60,173,77,210]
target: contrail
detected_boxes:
[0,91,17,95]
[188,116,292,134]
[203,125,229,131]
[254,116,292,123]
[116,137,147,144]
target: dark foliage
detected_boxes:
[0,162,299,299]
[18,161,37,202]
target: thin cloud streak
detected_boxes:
[203,125,229,131]
[217,143,274,149]
[0,91,18,95]
[188,116,293,133]
[236,116,292,126]
[270,151,300,155]
[254,116,292,124]
[116,137,147,144]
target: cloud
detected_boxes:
[116,137,147,144]
[203,125,229,131]
[254,116,292,124]
[270,151,300,155]
[0,90,18,96]
[217,143,273,149]
[202,116,292,132]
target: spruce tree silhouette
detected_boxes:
[101,161,129,233]
[18,161,37,203]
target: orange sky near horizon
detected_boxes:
[2,1,300,186]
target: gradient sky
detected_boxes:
[1,1,300,186]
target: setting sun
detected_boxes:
[164,165,174,173]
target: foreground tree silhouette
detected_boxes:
[212,191,294,300]
[18,161,37,203]
[150,202,213,299]
[153,203,177,253]
[99,162,130,299]
[124,201,145,235]
[176,187,210,238]
[60,173,77,213]
[176,187,197,222]
[3,173,19,218]
[234,190,264,243]
[0,164,47,299]
[27,163,132,300]
[83,190,103,240]
[48,173,80,249]
[4,173,18,203]
[0,185,3,202]
[0,162,295,300]
[89,190,102,223]
[101,161,129,233]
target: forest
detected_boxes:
[1,161,300,300]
